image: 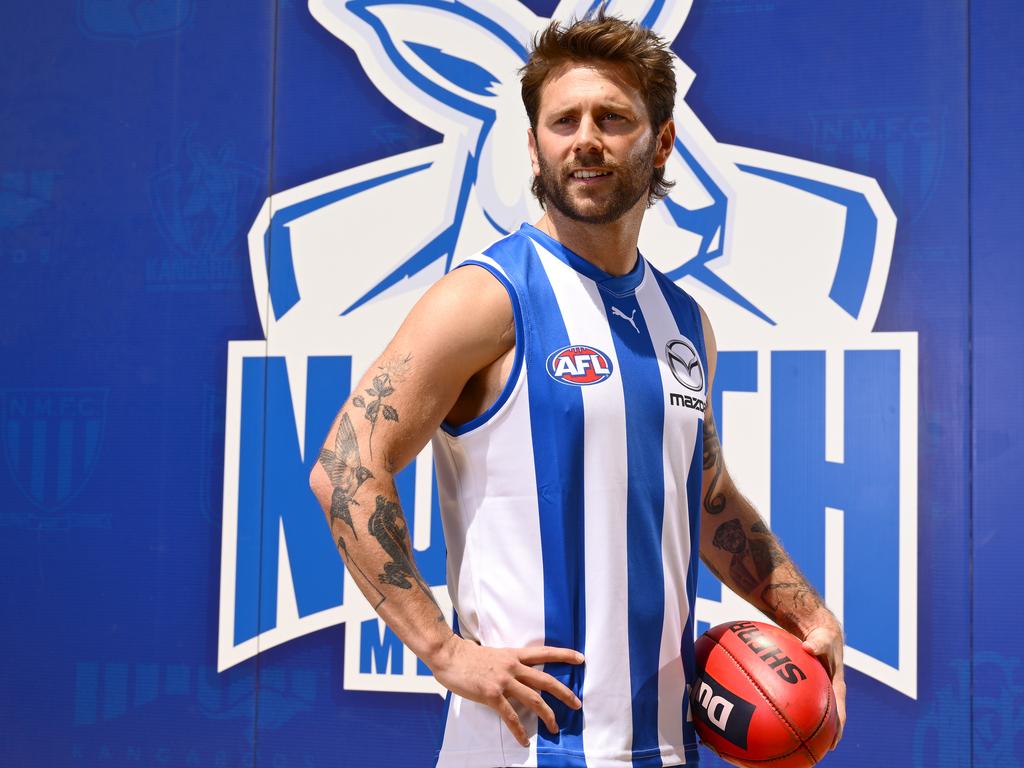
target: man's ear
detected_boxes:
[654,118,676,168]
[527,127,541,177]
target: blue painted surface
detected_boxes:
[0,0,1004,766]
[970,2,1024,767]
[770,350,901,667]
[236,356,351,642]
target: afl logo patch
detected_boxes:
[547,345,614,386]
[666,338,704,392]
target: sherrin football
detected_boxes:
[691,621,838,767]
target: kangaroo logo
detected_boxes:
[220,0,919,701]
[149,131,259,289]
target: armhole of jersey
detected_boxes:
[691,294,710,389]
[654,264,711,400]
[439,259,525,437]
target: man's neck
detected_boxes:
[534,205,644,276]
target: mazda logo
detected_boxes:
[666,339,704,392]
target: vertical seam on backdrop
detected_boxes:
[253,0,283,765]
[966,0,974,765]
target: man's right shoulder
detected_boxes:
[397,258,516,369]
[426,260,513,321]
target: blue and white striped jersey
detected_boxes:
[432,223,707,768]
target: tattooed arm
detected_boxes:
[309,265,582,747]
[697,307,847,747]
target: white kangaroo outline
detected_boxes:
[250,0,895,347]
[227,0,916,700]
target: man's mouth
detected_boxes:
[569,169,612,180]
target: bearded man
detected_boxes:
[310,11,846,768]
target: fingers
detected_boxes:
[801,630,842,678]
[477,645,585,748]
[516,665,582,710]
[802,643,835,678]
[508,679,559,734]
[799,629,846,751]
[493,693,529,748]
[800,638,823,655]
[801,633,831,658]
[517,646,585,666]
[831,671,847,749]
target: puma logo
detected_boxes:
[611,306,639,333]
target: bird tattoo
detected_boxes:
[318,412,374,540]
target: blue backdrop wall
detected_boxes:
[1,0,1021,766]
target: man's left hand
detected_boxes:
[801,622,846,749]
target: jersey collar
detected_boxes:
[520,223,646,295]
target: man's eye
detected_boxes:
[603,113,623,121]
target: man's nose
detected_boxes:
[573,115,603,157]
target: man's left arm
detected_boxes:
[697,308,847,747]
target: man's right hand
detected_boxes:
[429,635,585,747]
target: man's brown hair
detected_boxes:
[519,10,677,206]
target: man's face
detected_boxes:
[529,61,670,224]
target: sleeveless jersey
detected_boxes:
[432,223,707,768]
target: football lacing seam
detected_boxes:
[803,677,834,761]
[710,637,818,765]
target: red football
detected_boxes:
[691,621,838,767]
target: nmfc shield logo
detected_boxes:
[811,107,945,224]
[1,389,107,516]
[77,0,194,39]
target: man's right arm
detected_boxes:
[308,265,582,745]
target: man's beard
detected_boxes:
[536,135,657,225]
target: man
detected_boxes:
[309,12,845,768]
